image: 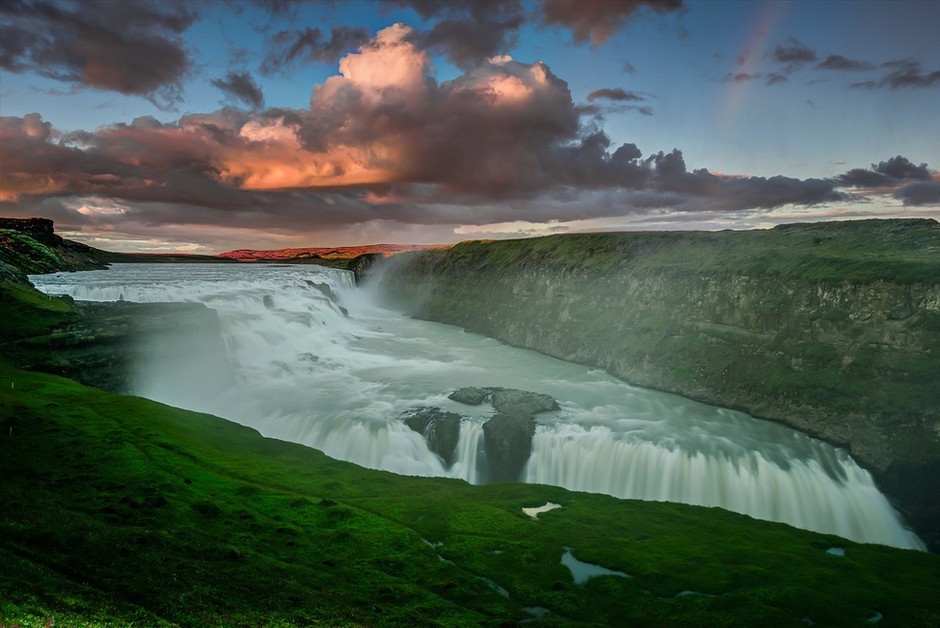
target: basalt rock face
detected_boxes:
[0,220,231,396]
[376,219,940,550]
[17,300,232,395]
[449,386,559,482]
[0,218,109,273]
[482,413,536,483]
[404,387,560,481]
[402,407,462,466]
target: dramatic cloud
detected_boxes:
[539,0,684,46]
[0,0,196,105]
[852,59,940,89]
[386,0,524,68]
[895,182,940,206]
[817,54,874,72]
[587,88,645,102]
[262,26,371,72]
[212,71,265,110]
[836,155,931,188]
[3,23,933,249]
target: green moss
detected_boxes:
[0,365,938,626]
[0,230,66,275]
[425,219,940,285]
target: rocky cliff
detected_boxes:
[1,218,229,394]
[0,217,109,274]
[374,218,940,550]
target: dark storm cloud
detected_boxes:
[895,182,940,206]
[2,20,908,240]
[772,37,817,72]
[836,156,931,188]
[816,54,874,72]
[538,0,684,46]
[262,26,371,72]
[384,0,524,68]
[586,88,645,102]
[0,0,196,104]
[212,71,265,110]
[851,59,940,89]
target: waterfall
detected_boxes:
[524,424,923,548]
[30,263,925,550]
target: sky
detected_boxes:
[1,0,939,253]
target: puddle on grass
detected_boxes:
[480,577,509,598]
[523,502,561,519]
[826,547,845,556]
[867,611,883,623]
[523,606,551,618]
[561,548,631,585]
[675,590,717,598]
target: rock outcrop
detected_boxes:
[403,387,560,481]
[449,386,559,482]
[375,219,940,550]
[1,218,231,395]
[0,218,109,273]
[402,407,462,466]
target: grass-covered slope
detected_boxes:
[2,365,940,627]
[377,219,940,550]
[2,220,940,625]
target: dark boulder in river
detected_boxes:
[447,387,559,482]
[403,407,461,467]
[482,412,536,483]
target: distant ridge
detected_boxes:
[218,242,450,262]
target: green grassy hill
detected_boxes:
[3,365,939,627]
[2,223,940,625]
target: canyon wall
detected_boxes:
[376,219,940,549]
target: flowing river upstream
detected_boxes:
[32,263,925,550]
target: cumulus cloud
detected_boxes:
[6,23,933,250]
[836,155,931,188]
[539,0,684,46]
[212,71,265,110]
[0,0,196,105]
[895,182,940,206]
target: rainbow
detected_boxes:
[718,1,787,129]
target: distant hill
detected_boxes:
[218,243,450,262]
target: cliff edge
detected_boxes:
[375,218,940,550]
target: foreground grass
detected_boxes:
[1,365,939,626]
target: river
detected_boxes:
[31,263,925,550]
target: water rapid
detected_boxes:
[31,263,925,550]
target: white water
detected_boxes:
[31,263,925,550]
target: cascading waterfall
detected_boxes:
[31,263,925,550]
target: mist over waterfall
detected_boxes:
[32,263,925,550]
